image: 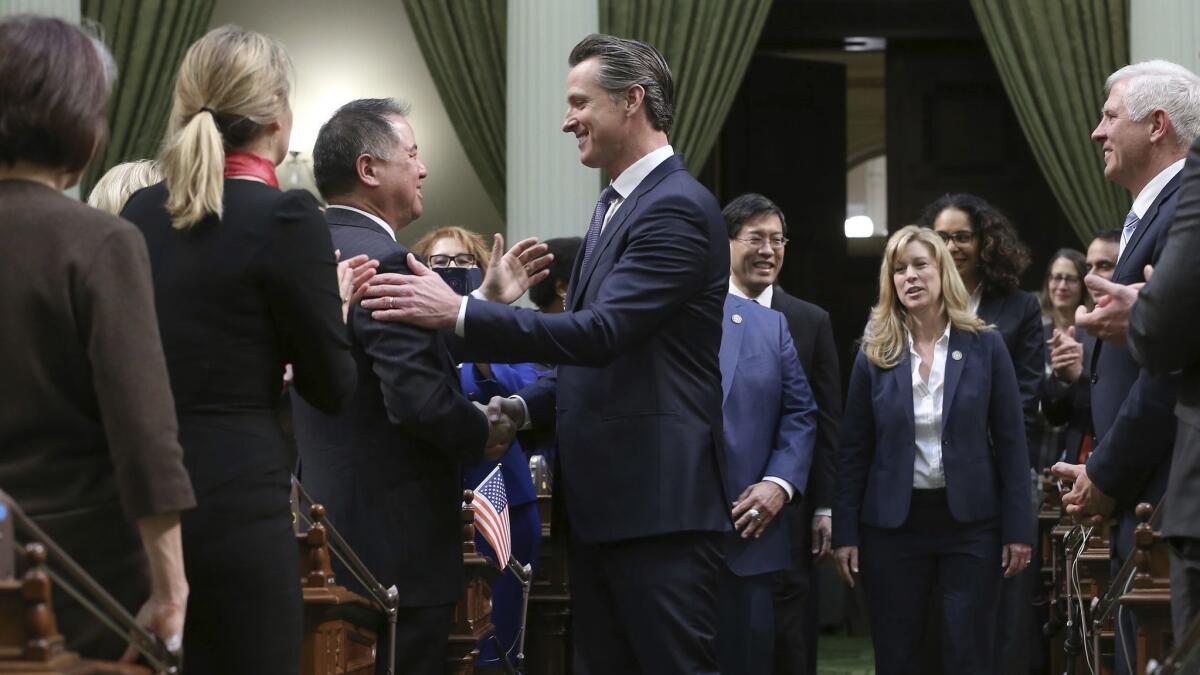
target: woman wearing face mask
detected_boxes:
[832,225,1032,675]
[411,225,543,670]
[120,25,361,673]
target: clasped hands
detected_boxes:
[478,396,527,461]
[1074,265,1153,346]
[360,234,554,327]
[1050,461,1115,526]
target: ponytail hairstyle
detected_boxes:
[160,25,292,229]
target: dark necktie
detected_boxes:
[580,185,619,272]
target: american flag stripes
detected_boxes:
[472,465,511,570]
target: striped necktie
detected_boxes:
[580,185,619,272]
[1118,209,1139,260]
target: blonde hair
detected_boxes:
[160,25,292,229]
[861,225,989,369]
[411,226,492,268]
[86,160,162,215]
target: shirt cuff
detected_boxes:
[510,395,532,430]
[763,476,795,502]
[455,296,470,337]
[814,508,832,518]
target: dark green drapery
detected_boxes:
[403,0,506,214]
[81,0,216,196]
[600,0,772,174]
[970,0,1130,243]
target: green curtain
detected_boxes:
[970,0,1130,244]
[81,0,216,196]
[600,0,772,174]
[404,0,506,214]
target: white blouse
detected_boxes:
[910,326,951,489]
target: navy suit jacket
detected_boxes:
[833,328,1033,548]
[292,207,488,607]
[1086,172,1180,523]
[977,288,1045,465]
[455,153,731,543]
[719,295,817,577]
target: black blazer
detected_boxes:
[1086,172,1181,515]
[1040,333,1098,464]
[1130,138,1200,539]
[833,328,1033,549]
[770,287,842,562]
[977,287,1045,466]
[456,154,731,543]
[292,207,488,607]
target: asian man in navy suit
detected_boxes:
[718,294,817,675]
[1053,60,1199,675]
[361,35,731,674]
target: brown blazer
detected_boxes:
[0,179,194,656]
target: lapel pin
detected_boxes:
[732,314,743,324]
[952,350,963,361]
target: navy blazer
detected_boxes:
[292,208,488,607]
[719,295,817,577]
[977,288,1045,465]
[1085,172,1180,513]
[455,153,731,543]
[833,327,1033,549]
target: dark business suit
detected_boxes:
[123,180,356,674]
[718,295,817,675]
[767,286,841,675]
[1086,170,1181,675]
[1128,137,1200,642]
[833,327,1033,675]
[454,153,730,673]
[291,207,488,675]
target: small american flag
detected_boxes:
[472,466,511,570]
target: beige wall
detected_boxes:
[211,0,504,245]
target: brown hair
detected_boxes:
[411,226,492,269]
[160,25,292,229]
[0,15,114,176]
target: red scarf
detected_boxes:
[224,151,279,188]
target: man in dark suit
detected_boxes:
[290,98,525,675]
[717,293,817,675]
[721,192,842,674]
[1052,60,1198,675]
[361,35,731,674]
[1079,133,1200,643]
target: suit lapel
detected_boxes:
[720,296,747,405]
[941,328,968,433]
[1116,171,1182,278]
[571,155,685,307]
[892,352,916,439]
[976,290,1000,323]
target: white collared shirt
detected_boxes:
[325,204,397,241]
[910,325,951,489]
[1121,158,1185,259]
[600,145,675,233]
[968,284,983,315]
[727,280,774,308]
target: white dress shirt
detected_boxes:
[1119,158,1185,260]
[325,204,396,240]
[968,284,983,316]
[910,325,951,489]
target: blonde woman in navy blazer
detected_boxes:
[832,226,1033,675]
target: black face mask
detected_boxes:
[433,267,483,296]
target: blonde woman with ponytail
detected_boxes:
[120,25,364,673]
[830,225,1033,675]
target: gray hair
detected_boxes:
[1106,59,1200,148]
[569,33,674,135]
[313,97,412,199]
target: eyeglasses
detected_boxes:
[428,253,477,268]
[935,231,975,246]
[1048,273,1081,286]
[734,235,788,250]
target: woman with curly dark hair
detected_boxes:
[919,192,1046,675]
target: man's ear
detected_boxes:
[356,153,380,187]
[624,84,646,118]
[1148,108,1173,145]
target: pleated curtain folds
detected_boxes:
[970,0,1131,244]
[599,0,772,175]
[403,0,507,214]
[81,0,216,197]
